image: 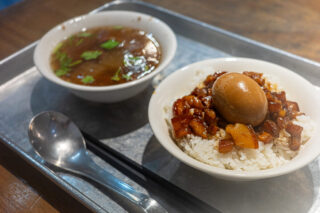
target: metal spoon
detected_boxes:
[28,111,167,213]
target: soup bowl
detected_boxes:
[34,11,176,102]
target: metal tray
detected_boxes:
[1,0,320,212]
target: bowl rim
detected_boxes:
[33,10,177,92]
[148,57,320,180]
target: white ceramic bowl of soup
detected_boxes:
[34,11,176,102]
[148,57,320,181]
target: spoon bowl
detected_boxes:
[29,111,86,168]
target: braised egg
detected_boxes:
[212,72,267,126]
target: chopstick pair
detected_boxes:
[82,131,221,213]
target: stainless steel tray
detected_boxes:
[1,0,320,212]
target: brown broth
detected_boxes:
[50,26,161,86]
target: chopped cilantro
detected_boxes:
[58,52,66,61]
[55,52,72,68]
[81,75,95,84]
[55,67,70,77]
[77,32,92,37]
[54,51,83,76]
[113,25,123,29]
[100,40,120,50]
[128,56,144,64]
[111,68,121,81]
[68,35,75,44]
[53,42,63,54]
[128,56,141,61]
[81,50,102,60]
[55,51,63,60]
[59,53,72,67]
[69,59,82,67]
[122,74,132,81]
[54,52,72,76]
[76,38,84,46]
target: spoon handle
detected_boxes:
[81,159,167,213]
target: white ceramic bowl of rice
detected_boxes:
[148,57,320,181]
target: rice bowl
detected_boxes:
[148,58,320,180]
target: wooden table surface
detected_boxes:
[0,0,319,212]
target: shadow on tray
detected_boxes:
[30,78,153,139]
[142,135,319,213]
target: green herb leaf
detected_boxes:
[100,40,120,50]
[111,68,121,81]
[122,74,132,81]
[53,42,63,54]
[68,35,75,44]
[81,75,95,84]
[144,65,149,71]
[55,51,64,61]
[55,51,82,74]
[61,54,72,67]
[76,38,84,46]
[56,52,72,67]
[55,67,70,77]
[55,51,62,59]
[81,50,102,60]
[128,56,144,64]
[57,52,66,62]
[69,59,82,67]
[128,56,141,61]
[77,32,92,37]
[113,25,123,29]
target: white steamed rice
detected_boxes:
[173,115,314,171]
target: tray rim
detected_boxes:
[1,0,320,212]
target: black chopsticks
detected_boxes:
[82,131,221,213]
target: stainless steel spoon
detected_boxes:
[28,111,167,213]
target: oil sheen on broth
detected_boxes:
[50,26,161,86]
